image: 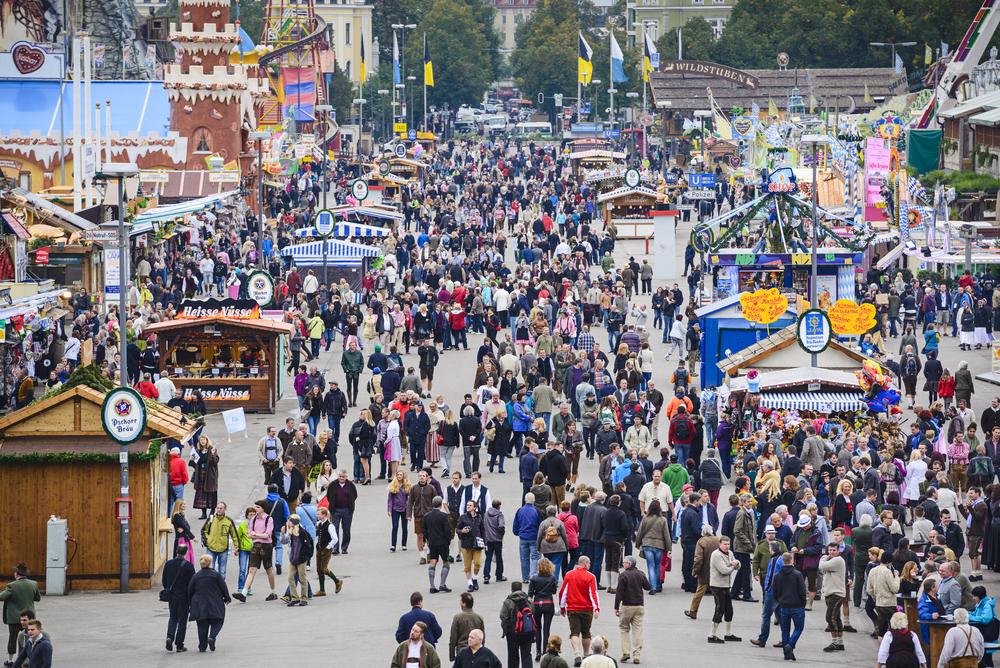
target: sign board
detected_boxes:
[182,386,251,401]
[0,42,65,80]
[85,230,119,243]
[636,113,655,127]
[407,129,417,141]
[688,173,716,188]
[651,53,660,69]
[314,209,335,236]
[659,60,761,90]
[604,129,620,138]
[378,159,391,176]
[394,144,407,158]
[104,247,121,306]
[223,407,247,434]
[797,308,833,354]
[807,382,822,392]
[394,122,408,133]
[294,145,307,159]
[34,247,49,264]
[624,169,640,188]
[828,299,877,335]
[81,143,97,181]
[208,171,240,183]
[554,94,563,107]
[351,179,369,201]
[300,134,315,149]
[739,288,789,325]
[686,189,716,200]
[139,171,170,183]
[247,271,275,307]
[101,387,147,445]
[177,298,261,319]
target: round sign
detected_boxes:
[636,113,655,127]
[314,208,335,236]
[394,144,407,158]
[101,387,147,445]
[378,159,391,176]
[624,169,641,188]
[777,52,789,67]
[797,308,833,355]
[247,270,275,307]
[690,226,714,254]
[351,179,369,201]
[407,129,417,141]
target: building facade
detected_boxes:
[486,0,537,53]
[626,0,734,49]
[314,0,373,84]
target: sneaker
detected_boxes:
[574,659,582,667]
[724,635,742,642]
[467,585,475,592]
[286,601,299,606]
[280,595,291,602]
[232,593,246,602]
[496,576,508,582]
[473,580,479,591]
[176,646,187,653]
[265,593,278,601]
[483,577,490,585]
[835,645,845,651]
[299,601,308,606]
[335,581,343,594]
[430,588,440,594]
[420,558,427,565]
[621,656,631,663]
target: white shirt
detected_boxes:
[877,630,926,665]
[407,640,423,659]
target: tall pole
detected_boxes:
[257,141,264,260]
[810,141,819,368]
[117,173,130,593]
[423,31,427,133]
[322,110,328,284]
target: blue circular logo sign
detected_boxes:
[407,129,417,141]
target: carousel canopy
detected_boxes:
[758,392,867,412]
[134,190,240,225]
[596,186,659,203]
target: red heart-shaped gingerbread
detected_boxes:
[12,43,45,75]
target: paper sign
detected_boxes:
[222,407,247,434]
[739,288,789,325]
[828,299,877,335]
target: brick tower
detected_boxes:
[164,0,267,169]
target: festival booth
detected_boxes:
[364,171,412,206]
[280,238,381,297]
[0,375,197,590]
[387,157,428,182]
[570,149,626,180]
[597,186,660,238]
[143,299,296,414]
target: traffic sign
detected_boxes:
[686,189,716,200]
[407,129,417,141]
[394,144,407,158]
[625,169,640,188]
[651,53,660,69]
[604,129,620,138]
[554,94,563,107]
[688,173,716,188]
[637,113,655,126]
[85,230,119,243]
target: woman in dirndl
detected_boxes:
[171,499,197,565]
[191,435,220,519]
[960,306,976,351]
[982,485,1000,572]
[876,612,925,668]
[426,402,444,469]
[975,299,995,350]
[514,314,534,354]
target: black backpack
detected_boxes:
[349,421,364,445]
[674,368,689,390]
[673,416,693,441]
[513,598,536,637]
[903,354,918,377]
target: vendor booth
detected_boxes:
[570,148,626,180]
[281,238,381,297]
[597,186,659,238]
[144,301,295,413]
[0,378,196,590]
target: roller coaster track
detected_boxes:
[258,14,327,66]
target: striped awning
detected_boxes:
[280,238,380,267]
[759,392,867,412]
[293,222,390,238]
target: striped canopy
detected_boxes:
[293,222,390,238]
[280,239,381,267]
[759,392,867,413]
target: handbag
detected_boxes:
[474,536,485,550]
[159,566,179,602]
[299,407,311,421]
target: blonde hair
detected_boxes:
[444,409,455,424]
[171,499,185,517]
[388,472,412,495]
[288,514,300,536]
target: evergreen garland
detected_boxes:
[0,438,162,464]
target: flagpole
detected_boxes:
[610,49,615,142]
[422,32,427,133]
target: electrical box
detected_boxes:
[46,516,67,595]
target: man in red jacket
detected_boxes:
[168,447,189,518]
[559,556,601,666]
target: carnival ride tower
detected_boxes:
[258,0,327,130]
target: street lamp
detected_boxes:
[870,41,916,68]
[626,91,639,161]
[378,89,390,145]
[353,97,367,162]
[100,160,139,595]
[693,109,712,164]
[407,75,416,129]
[248,130,270,261]
[656,99,672,178]
[392,23,417,129]
[313,106,332,283]
[802,133,830,368]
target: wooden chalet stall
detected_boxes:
[598,185,659,238]
[570,148,625,180]
[144,299,295,413]
[0,384,195,591]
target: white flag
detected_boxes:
[223,407,247,434]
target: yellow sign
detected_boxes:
[739,288,789,325]
[828,299,877,335]
[394,122,407,133]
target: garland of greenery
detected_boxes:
[707,195,771,251]
[0,438,162,464]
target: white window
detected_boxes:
[691,0,703,4]
[713,0,726,4]
[345,22,351,45]
[645,21,658,41]
[707,17,726,38]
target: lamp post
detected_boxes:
[591,79,602,143]
[248,130,270,262]
[378,89,389,146]
[392,22,417,132]
[353,97,367,162]
[870,41,916,68]
[626,91,639,163]
[101,160,139,594]
[314,105,332,283]
[656,99,672,178]
[407,75,416,129]
[802,134,830,368]
[693,109,712,167]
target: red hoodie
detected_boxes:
[169,451,189,486]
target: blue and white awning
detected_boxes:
[293,222,390,238]
[760,392,867,412]
[280,238,381,267]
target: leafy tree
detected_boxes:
[367,0,424,70]
[404,0,492,117]
[327,62,356,125]
[231,0,265,46]
[462,0,504,83]
[511,0,579,116]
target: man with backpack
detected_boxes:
[900,345,921,409]
[499,581,534,668]
[670,361,689,394]
[669,406,696,467]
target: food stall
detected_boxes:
[597,185,659,238]
[387,157,428,182]
[569,148,626,180]
[143,299,295,413]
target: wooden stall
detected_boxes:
[0,384,195,591]
[597,186,659,238]
[143,300,295,414]
[569,148,626,180]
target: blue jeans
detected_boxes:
[641,372,651,392]
[308,415,320,435]
[237,550,250,591]
[720,449,732,478]
[780,607,805,651]
[168,484,185,516]
[209,549,228,580]
[391,510,408,548]
[311,338,321,358]
[608,330,617,349]
[519,538,539,581]
[674,442,690,467]
[924,311,936,325]
[328,416,342,443]
[653,310,663,329]
[353,450,364,480]
[757,591,778,643]
[585,540,605,586]
[643,546,664,590]
[547,552,564,580]
[489,454,506,471]
[324,328,337,350]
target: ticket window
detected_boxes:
[168,342,268,378]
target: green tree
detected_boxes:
[231,0,265,46]
[367,0,424,70]
[404,0,492,118]
[462,0,504,83]
[511,0,579,116]
[327,62,356,125]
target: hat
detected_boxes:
[602,418,613,425]
[13,562,28,576]
[630,462,640,471]
[373,367,382,374]
[796,515,812,528]
[764,525,776,533]
[682,484,695,491]
[669,454,678,462]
